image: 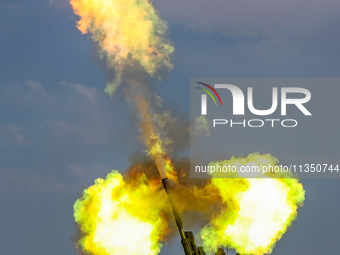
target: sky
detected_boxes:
[0,0,340,254]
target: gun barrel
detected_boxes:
[162,178,186,240]
[162,178,227,255]
[162,178,206,255]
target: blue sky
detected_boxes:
[0,0,340,254]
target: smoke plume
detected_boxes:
[70,0,174,95]
[70,0,305,255]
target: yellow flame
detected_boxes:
[74,154,305,255]
[199,154,305,255]
[131,90,170,179]
[74,171,169,255]
[70,0,174,95]
[164,157,177,180]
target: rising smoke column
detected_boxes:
[70,1,306,255]
[71,0,177,253]
[70,0,174,179]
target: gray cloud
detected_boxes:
[60,81,99,105]
[25,80,44,91]
[45,119,100,145]
[155,0,340,38]
[48,0,69,9]
[0,80,123,147]
[0,80,135,195]
[0,4,24,10]
[0,123,33,146]
[64,162,112,187]
[0,167,67,195]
